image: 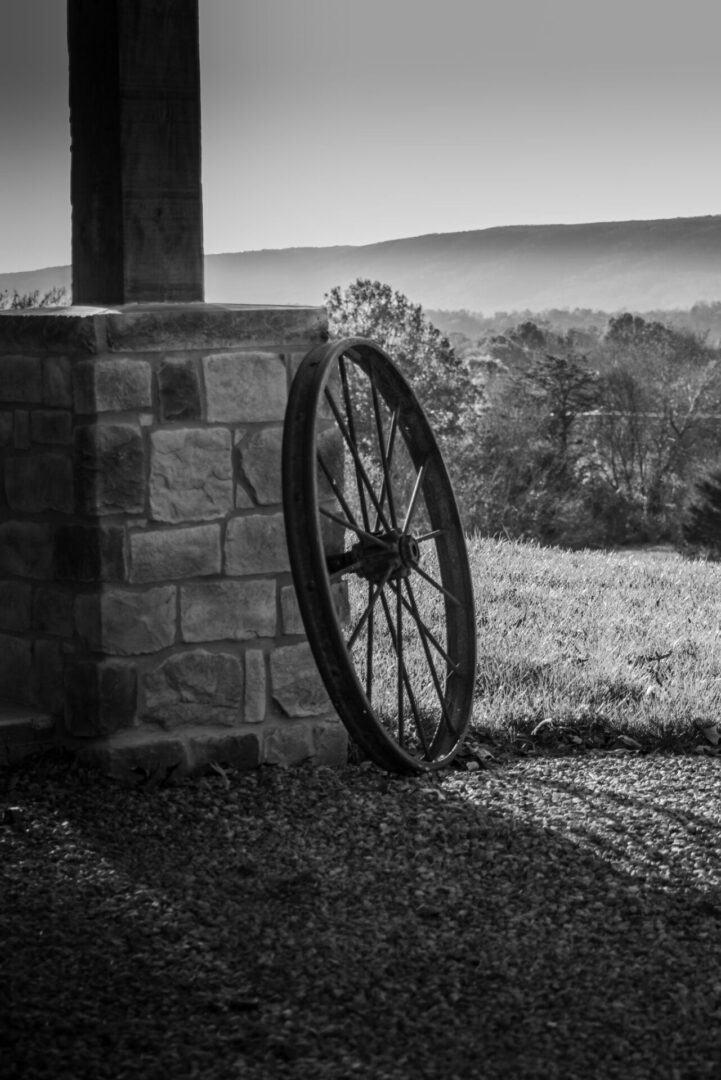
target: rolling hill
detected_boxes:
[2,215,721,314]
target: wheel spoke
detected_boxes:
[328,559,364,582]
[384,408,400,476]
[378,587,431,757]
[366,583,374,700]
[413,562,464,608]
[324,386,392,533]
[373,409,401,534]
[391,577,461,673]
[338,355,371,532]
[319,505,389,548]
[396,578,404,744]
[370,366,399,530]
[399,578,461,738]
[317,451,362,534]
[402,461,427,532]
[346,570,391,651]
[415,529,445,543]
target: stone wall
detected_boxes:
[0,304,346,776]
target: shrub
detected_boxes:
[682,465,721,558]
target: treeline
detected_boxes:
[8,279,721,552]
[428,300,721,348]
[459,314,721,548]
[329,280,721,551]
[0,287,68,310]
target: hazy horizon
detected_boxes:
[5,211,720,277]
[4,215,721,315]
[2,0,720,274]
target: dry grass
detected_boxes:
[343,537,721,755]
[468,537,721,742]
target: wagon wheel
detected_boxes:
[282,338,476,773]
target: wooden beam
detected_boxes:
[68,0,204,304]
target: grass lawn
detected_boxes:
[467,537,721,747]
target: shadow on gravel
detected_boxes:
[2,754,721,1080]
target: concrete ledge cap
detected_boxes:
[104,303,329,352]
[0,309,106,354]
[0,303,329,355]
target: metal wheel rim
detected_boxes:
[282,338,476,773]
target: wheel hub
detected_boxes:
[353,529,421,584]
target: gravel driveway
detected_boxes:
[2,751,721,1079]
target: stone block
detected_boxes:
[280,582,347,635]
[0,412,12,445]
[0,707,57,766]
[204,352,287,422]
[143,649,243,727]
[5,453,74,514]
[0,581,32,631]
[0,523,53,579]
[43,356,73,406]
[150,428,233,523]
[237,426,283,505]
[263,719,346,767]
[181,580,276,642]
[315,720,349,765]
[270,643,332,717]
[31,410,73,445]
[72,726,187,782]
[280,585,304,635]
[157,359,201,422]
[64,660,138,736]
[14,410,30,449]
[33,587,74,636]
[0,356,42,402]
[263,722,316,766]
[76,586,176,655]
[75,423,145,515]
[33,639,64,714]
[235,482,254,509]
[130,524,220,582]
[74,357,152,413]
[186,729,261,771]
[225,513,289,575]
[244,649,267,723]
[55,524,127,583]
[0,635,33,704]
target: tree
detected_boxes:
[325,279,481,446]
[467,348,606,544]
[324,280,490,534]
[595,313,721,533]
[523,352,600,475]
[512,320,547,352]
[683,465,721,557]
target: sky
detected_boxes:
[1,0,720,273]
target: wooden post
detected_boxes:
[68,0,204,304]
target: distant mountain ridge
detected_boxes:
[2,215,721,313]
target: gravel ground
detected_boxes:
[2,750,721,1080]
